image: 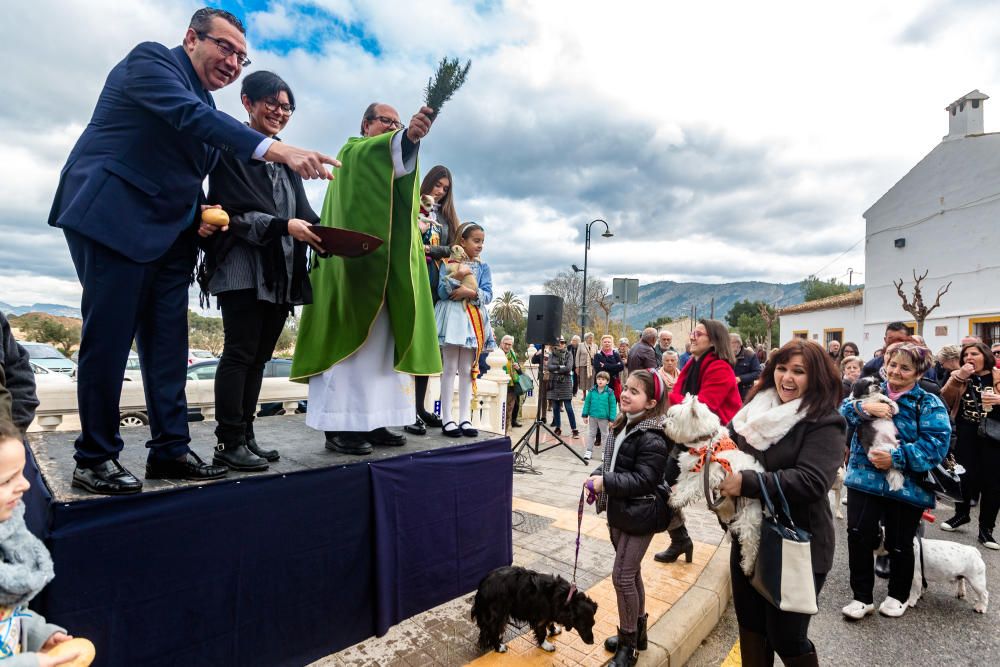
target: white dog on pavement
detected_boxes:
[665,394,764,576]
[907,536,989,613]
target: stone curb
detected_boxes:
[642,537,733,666]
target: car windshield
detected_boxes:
[22,343,66,359]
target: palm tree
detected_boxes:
[491,291,526,329]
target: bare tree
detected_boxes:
[893,270,952,336]
[591,283,614,334]
[543,270,608,335]
[758,302,778,350]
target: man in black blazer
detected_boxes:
[48,7,337,495]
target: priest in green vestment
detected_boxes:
[291,103,442,454]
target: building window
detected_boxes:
[823,328,844,348]
[792,330,808,340]
[970,316,1000,347]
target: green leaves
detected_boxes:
[424,57,471,119]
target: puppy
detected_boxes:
[851,377,904,491]
[830,465,845,520]
[471,566,598,654]
[665,394,764,575]
[907,537,989,613]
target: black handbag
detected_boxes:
[978,416,1000,443]
[750,471,818,615]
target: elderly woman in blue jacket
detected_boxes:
[840,343,950,621]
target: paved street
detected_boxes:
[687,498,1000,666]
[310,401,728,667]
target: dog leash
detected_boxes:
[701,437,736,512]
[568,482,598,602]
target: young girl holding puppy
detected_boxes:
[435,222,495,437]
[584,370,670,667]
[0,421,85,666]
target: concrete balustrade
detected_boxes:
[29,353,515,434]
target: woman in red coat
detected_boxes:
[655,318,741,563]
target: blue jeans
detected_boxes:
[551,399,576,430]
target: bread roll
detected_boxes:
[201,208,230,226]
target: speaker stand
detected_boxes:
[512,360,588,465]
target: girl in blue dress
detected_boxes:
[435,222,496,437]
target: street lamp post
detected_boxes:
[580,219,613,340]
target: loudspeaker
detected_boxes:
[526,295,564,345]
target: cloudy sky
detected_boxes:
[2,0,998,312]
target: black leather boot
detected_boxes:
[605,629,637,666]
[213,436,269,471]
[604,614,647,652]
[245,436,280,462]
[654,526,694,563]
[738,628,774,667]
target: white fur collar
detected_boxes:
[730,388,806,451]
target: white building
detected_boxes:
[780,90,1000,357]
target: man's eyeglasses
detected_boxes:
[262,98,294,115]
[993,350,1000,357]
[196,31,251,68]
[371,115,403,130]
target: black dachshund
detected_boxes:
[471,565,598,653]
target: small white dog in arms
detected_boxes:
[851,377,905,492]
[665,394,764,575]
[907,536,989,613]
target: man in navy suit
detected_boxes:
[49,7,337,495]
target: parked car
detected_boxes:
[184,359,306,420]
[29,362,75,385]
[188,349,216,365]
[20,342,76,374]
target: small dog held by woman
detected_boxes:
[471,566,598,654]
[850,377,905,491]
[665,394,764,575]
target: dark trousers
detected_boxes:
[847,488,923,604]
[65,228,195,466]
[955,420,1000,530]
[609,527,654,633]
[731,540,825,658]
[215,289,290,442]
[551,399,576,430]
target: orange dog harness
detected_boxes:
[689,435,738,476]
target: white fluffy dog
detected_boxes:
[907,537,989,613]
[665,394,764,575]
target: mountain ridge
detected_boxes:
[0,302,82,319]
[609,279,807,327]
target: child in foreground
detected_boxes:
[0,421,88,666]
[585,371,670,667]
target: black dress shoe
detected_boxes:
[459,421,479,437]
[325,432,373,455]
[418,410,442,428]
[72,460,143,496]
[366,427,406,446]
[146,451,228,481]
[442,421,462,437]
[246,436,280,462]
[511,421,523,428]
[403,419,427,435]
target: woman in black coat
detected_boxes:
[719,339,846,667]
[585,370,670,667]
[202,71,323,470]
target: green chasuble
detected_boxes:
[291,131,442,380]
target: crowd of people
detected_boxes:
[570,317,997,666]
